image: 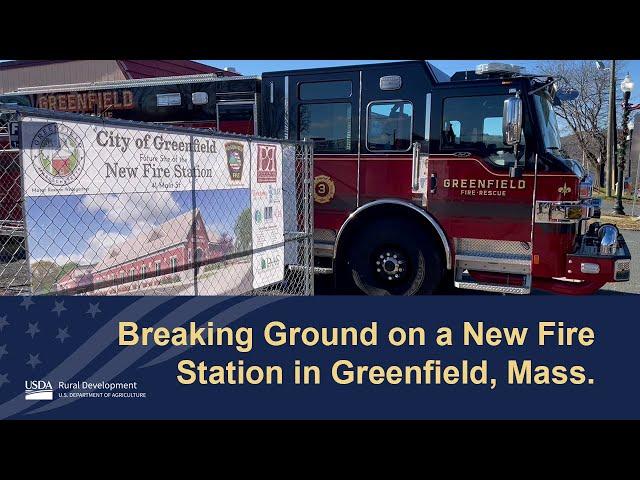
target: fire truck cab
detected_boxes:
[261,61,631,295]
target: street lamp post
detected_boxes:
[612,74,636,215]
[605,61,617,197]
[627,118,634,178]
[597,60,617,197]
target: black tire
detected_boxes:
[337,217,443,295]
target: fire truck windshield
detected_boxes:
[533,91,562,152]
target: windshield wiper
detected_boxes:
[546,146,560,150]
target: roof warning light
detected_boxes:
[475,63,524,76]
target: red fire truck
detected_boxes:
[0,61,632,295]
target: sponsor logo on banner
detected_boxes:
[32,123,85,186]
[25,380,54,401]
[260,253,281,271]
[268,185,282,204]
[254,206,274,224]
[225,142,245,181]
[257,144,277,183]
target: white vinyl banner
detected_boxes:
[19,117,250,197]
[16,116,288,295]
[250,142,285,289]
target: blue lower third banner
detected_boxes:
[0,295,638,420]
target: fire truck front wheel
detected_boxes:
[339,218,444,295]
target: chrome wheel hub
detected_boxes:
[374,249,406,281]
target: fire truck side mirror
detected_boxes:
[503,96,522,147]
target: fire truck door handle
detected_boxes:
[429,173,437,193]
[411,142,421,191]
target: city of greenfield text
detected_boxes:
[175,359,591,386]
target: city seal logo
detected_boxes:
[225,142,245,181]
[31,123,85,186]
[314,175,336,204]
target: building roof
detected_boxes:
[116,60,238,78]
[0,60,70,71]
[0,60,239,77]
[206,228,222,244]
[93,209,218,272]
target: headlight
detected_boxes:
[598,224,619,255]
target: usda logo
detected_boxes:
[25,380,53,400]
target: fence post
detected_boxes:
[302,140,312,296]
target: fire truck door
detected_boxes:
[286,72,361,228]
[425,91,535,293]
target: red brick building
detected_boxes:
[55,209,233,293]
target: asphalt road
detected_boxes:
[315,229,640,296]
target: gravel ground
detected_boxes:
[600,197,640,217]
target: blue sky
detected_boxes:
[1,59,637,102]
[25,189,249,265]
[199,59,640,104]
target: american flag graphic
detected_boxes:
[0,294,282,419]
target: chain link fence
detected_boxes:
[0,104,313,296]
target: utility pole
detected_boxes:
[606,60,616,196]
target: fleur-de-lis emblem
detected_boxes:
[558,182,571,196]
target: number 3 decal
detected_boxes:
[314,175,336,204]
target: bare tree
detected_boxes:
[536,60,626,188]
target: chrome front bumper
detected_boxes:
[534,198,601,224]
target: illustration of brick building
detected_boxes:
[55,209,232,293]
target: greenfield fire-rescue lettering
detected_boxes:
[443,178,526,196]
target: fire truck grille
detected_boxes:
[313,229,336,243]
[455,238,532,260]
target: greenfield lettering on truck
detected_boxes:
[443,179,526,189]
[37,90,134,113]
[442,178,527,197]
